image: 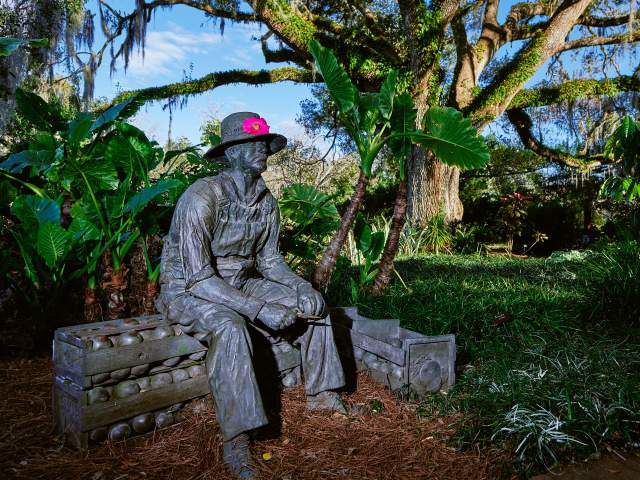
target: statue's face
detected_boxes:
[226,141,268,174]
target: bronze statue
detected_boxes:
[156,112,346,478]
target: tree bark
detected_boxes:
[407,148,463,226]
[371,179,407,295]
[312,170,370,290]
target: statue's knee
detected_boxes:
[199,311,246,338]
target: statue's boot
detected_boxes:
[223,433,255,479]
[306,390,347,414]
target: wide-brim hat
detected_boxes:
[203,112,287,159]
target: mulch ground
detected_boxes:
[1,357,505,480]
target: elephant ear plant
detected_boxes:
[1,90,184,322]
[278,183,340,271]
[600,115,640,203]
[308,40,490,292]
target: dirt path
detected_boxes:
[1,357,503,480]
[532,453,640,480]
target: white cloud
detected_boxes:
[125,29,223,76]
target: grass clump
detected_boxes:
[329,251,640,476]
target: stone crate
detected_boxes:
[331,307,456,395]
[52,315,210,448]
[52,314,303,448]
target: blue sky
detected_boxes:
[89,1,636,148]
[93,3,317,147]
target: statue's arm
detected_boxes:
[177,193,266,320]
[256,201,312,291]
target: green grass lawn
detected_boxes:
[328,251,640,476]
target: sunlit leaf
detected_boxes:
[413,107,489,170]
[90,97,139,132]
[387,93,417,179]
[378,70,398,120]
[279,183,339,226]
[308,40,356,114]
[67,113,94,147]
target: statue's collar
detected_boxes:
[219,169,268,206]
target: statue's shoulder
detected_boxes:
[180,175,229,208]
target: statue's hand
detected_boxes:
[296,284,326,317]
[257,303,297,330]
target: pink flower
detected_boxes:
[242,117,270,136]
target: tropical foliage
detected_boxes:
[0,89,212,321]
[308,40,489,290]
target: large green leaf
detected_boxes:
[308,40,356,114]
[387,93,417,179]
[413,107,489,170]
[105,135,139,177]
[378,70,398,120]
[368,231,385,263]
[604,116,640,176]
[67,113,94,147]
[70,197,103,230]
[0,37,48,57]
[11,195,60,231]
[15,88,65,131]
[279,183,339,227]
[0,150,54,174]
[353,213,372,254]
[123,179,183,214]
[37,222,70,268]
[82,160,120,191]
[90,97,139,132]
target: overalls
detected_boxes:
[157,171,345,440]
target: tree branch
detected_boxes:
[467,0,594,127]
[578,13,631,27]
[147,0,258,22]
[558,30,640,53]
[110,67,316,105]
[506,108,604,169]
[509,75,640,109]
[260,31,307,65]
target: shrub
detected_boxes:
[579,241,640,325]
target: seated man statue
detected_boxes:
[156,112,346,478]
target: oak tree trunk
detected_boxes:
[371,179,407,295]
[407,147,463,226]
[312,170,370,291]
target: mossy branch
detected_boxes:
[506,108,605,170]
[509,76,640,109]
[110,67,316,105]
[558,30,640,53]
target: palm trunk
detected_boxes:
[84,285,102,322]
[101,250,129,320]
[142,280,158,314]
[128,240,147,315]
[312,170,370,291]
[371,179,407,295]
